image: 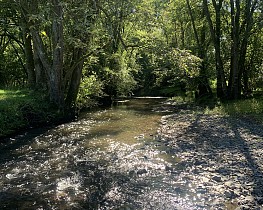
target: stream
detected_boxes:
[0,98,204,210]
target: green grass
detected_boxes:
[170,91,263,124]
[0,89,61,138]
[204,96,263,124]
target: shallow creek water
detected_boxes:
[0,98,204,209]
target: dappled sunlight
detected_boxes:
[159,111,263,208]
[1,98,262,209]
[1,98,188,209]
[0,90,26,99]
[55,172,86,203]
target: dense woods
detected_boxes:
[1,1,263,208]
[1,0,263,112]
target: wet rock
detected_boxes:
[128,170,136,177]
[253,188,263,196]
[237,205,253,210]
[137,169,147,175]
[134,134,144,140]
[165,165,173,172]
[224,181,233,188]
[224,190,237,199]
[196,186,207,194]
[201,177,210,183]
[256,197,263,205]
[117,204,135,210]
[212,175,222,182]
[194,160,207,166]
[244,195,254,203]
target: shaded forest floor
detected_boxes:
[157,100,263,209]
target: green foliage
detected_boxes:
[136,44,202,95]
[0,0,263,111]
[116,67,137,96]
[0,89,62,138]
[0,45,26,88]
[77,74,104,109]
[204,95,263,124]
[222,98,263,115]
[154,48,201,87]
[111,51,138,96]
[84,50,138,98]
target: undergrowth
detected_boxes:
[0,89,61,138]
[204,96,263,124]
[171,93,263,125]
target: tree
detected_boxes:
[1,0,263,107]
[22,0,98,110]
[203,0,228,98]
[203,0,260,99]
[228,0,259,99]
[186,0,212,97]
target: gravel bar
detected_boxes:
[157,106,263,210]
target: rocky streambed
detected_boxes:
[0,98,262,209]
[157,106,263,209]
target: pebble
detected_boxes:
[137,169,147,175]
[158,110,263,209]
[212,175,222,182]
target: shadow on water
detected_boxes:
[0,127,52,164]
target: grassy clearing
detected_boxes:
[0,89,61,138]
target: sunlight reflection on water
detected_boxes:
[0,98,204,209]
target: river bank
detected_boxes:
[157,100,263,209]
[0,89,67,139]
[1,97,262,209]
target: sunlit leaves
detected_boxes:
[154,48,202,88]
[77,73,104,109]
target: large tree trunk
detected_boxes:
[23,0,48,90]
[20,3,36,89]
[50,0,64,108]
[22,26,36,88]
[29,0,98,112]
[32,0,64,108]
[229,0,241,99]
[229,0,257,99]
[65,48,85,110]
[203,0,228,99]
[186,0,212,97]
[33,46,47,90]
[31,31,51,83]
